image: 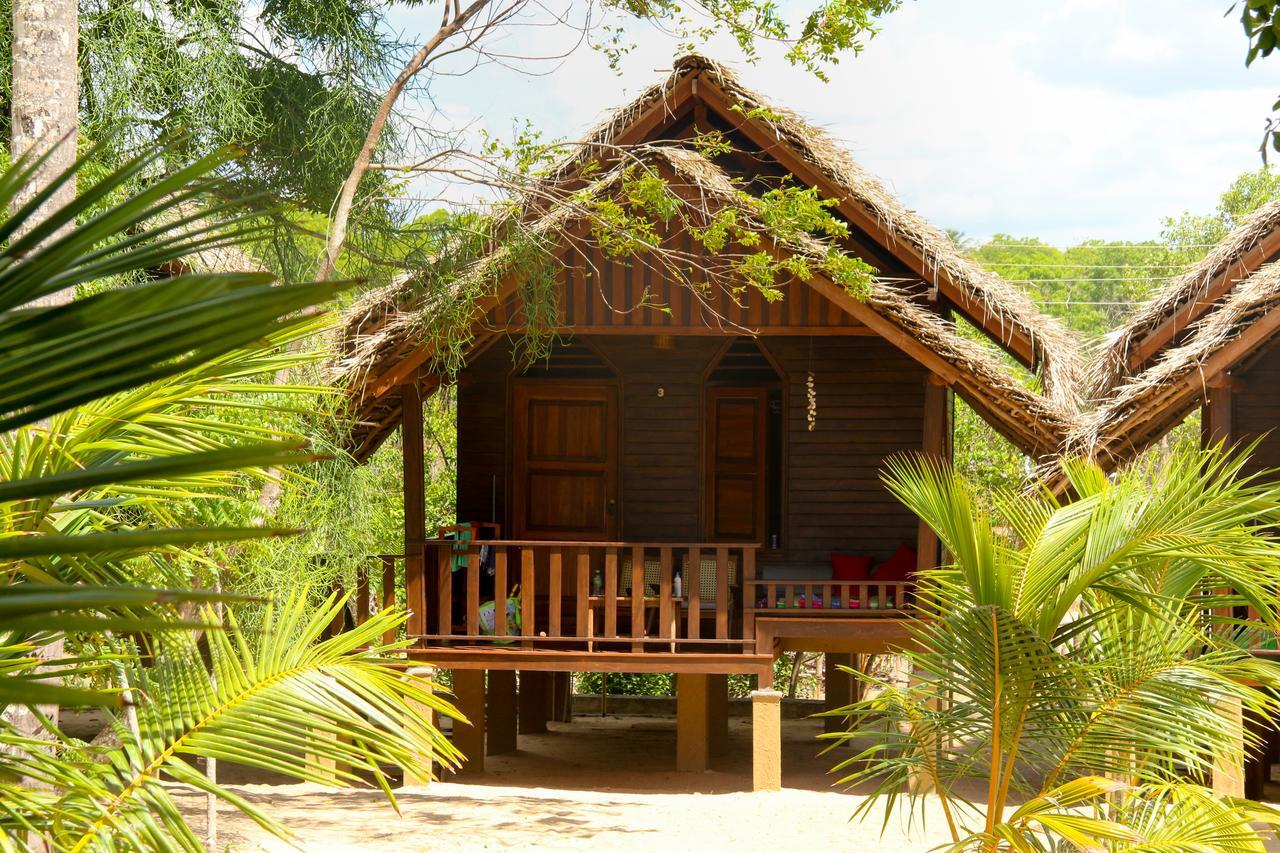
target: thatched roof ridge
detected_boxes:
[1067,259,1280,469]
[544,54,1083,409]
[334,145,1076,459]
[1091,199,1280,397]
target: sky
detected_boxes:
[390,0,1280,246]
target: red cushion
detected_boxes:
[873,543,916,581]
[830,553,873,582]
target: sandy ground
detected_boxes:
[171,714,1280,852]
[173,714,962,852]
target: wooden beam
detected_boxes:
[402,382,427,639]
[410,648,774,675]
[918,374,950,573]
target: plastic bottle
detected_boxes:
[673,570,683,598]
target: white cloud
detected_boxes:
[389,0,1280,244]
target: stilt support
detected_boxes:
[451,669,486,776]
[751,689,782,791]
[487,670,518,755]
[402,665,437,786]
[677,673,710,772]
[708,674,729,757]
[823,653,856,735]
[519,671,551,734]
[1212,696,1246,797]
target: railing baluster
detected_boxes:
[437,547,452,637]
[766,577,777,609]
[687,547,701,639]
[715,546,729,640]
[329,580,345,638]
[381,554,397,645]
[803,584,812,611]
[577,549,591,643]
[494,547,508,638]
[631,545,645,651]
[660,547,674,645]
[549,549,563,637]
[603,547,618,638]
[877,583,887,610]
[838,582,849,611]
[784,582,794,610]
[355,564,371,627]
[742,547,756,649]
[466,550,480,636]
[821,583,832,612]
[858,583,869,610]
[521,547,536,642]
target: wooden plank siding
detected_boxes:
[481,244,870,336]
[457,334,925,579]
[1230,337,1280,474]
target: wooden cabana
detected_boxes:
[331,55,1078,787]
[1066,201,1280,797]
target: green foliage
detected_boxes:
[829,448,1280,849]
[0,150,458,847]
[3,593,461,850]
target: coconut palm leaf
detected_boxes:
[833,448,1280,849]
[0,592,461,852]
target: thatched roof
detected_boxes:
[334,142,1076,460]
[541,55,1082,409]
[1066,259,1280,471]
[1091,199,1280,397]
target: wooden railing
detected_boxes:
[402,540,759,653]
[744,578,914,618]
[326,553,402,643]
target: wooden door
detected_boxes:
[704,387,767,543]
[512,383,618,540]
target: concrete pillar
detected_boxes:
[305,727,340,783]
[823,653,856,735]
[1212,696,1246,797]
[487,670,518,755]
[402,665,437,786]
[519,671,552,734]
[451,669,486,775]
[676,673,710,772]
[751,689,782,791]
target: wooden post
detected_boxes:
[918,374,951,573]
[487,670,518,755]
[1212,696,1246,797]
[751,689,783,791]
[402,381,427,638]
[1202,373,1235,450]
[402,665,437,787]
[519,671,551,734]
[708,673,729,757]
[451,669,486,776]
[823,653,856,735]
[551,671,574,723]
[676,673,710,772]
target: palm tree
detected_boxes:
[830,447,1280,850]
[1,146,461,849]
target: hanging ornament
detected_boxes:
[806,370,817,432]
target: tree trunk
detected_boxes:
[7,0,79,756]
[11,0,78,266]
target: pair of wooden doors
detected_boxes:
[510,381,768,545]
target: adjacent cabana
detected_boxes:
[1073,200,1280,472]
[331,54,1078,787]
